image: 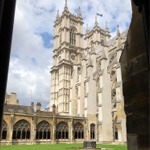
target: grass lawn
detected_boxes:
[1,143,127,150]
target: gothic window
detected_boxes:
[12,120,30,140]
[59,29,62,45]
[101,39,105,46]
[73,122,84,139]
[36,121,51,140]
[56,122,68,139]
[70,28,76,45]
[90,123,95,139]
[1,120,7,140]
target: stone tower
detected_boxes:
[50,0,127,143]
[50,0,83,115]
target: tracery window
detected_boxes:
[73,122,84,139]
[70,28,76,45]
[56,122,68,139]
[12,120,30,140]
[1,120,7,140]
[36,121,51,140]
[90,123,95,139]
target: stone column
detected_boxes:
[30,116,36,144]
[8,112,14,144]
[68,118,72,143]
[52,115,56,143]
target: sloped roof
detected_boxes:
[36,111,54,116]
[4,104,34,114]
[107,29,128,47]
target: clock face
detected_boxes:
[70,54,75,62]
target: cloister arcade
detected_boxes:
[1,119,95,143]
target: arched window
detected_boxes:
[36,121,51,140]
[90,123,95,139]
[73,122,84,139]
[12,120,30,140]
[70,28,76,45]
[56,122,68,139]
[1,120,7,140]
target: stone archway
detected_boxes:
[1,120,7,140]
[73,122,84,139]
[12,119,30,140]
[56,121,68,140]
[36,121,51,140]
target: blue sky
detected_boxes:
[6,0,132,109]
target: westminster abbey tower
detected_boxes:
[1,0,128,145]
[50,0,127,142]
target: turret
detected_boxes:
[77,7,82,18]
[94,15,98,27]
[56,10,59,20]
[116,25,123,49]
[31,102,34,111]
[86,24,89,33]
[36,102,41,112]
[62,0,69,14]
[105,21,111,41]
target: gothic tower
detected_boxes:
[50,0,83,115]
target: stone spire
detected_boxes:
[77,7,82,18]
[116,25,121,38]
[116,25,123,49]
[86,24,89,33]
[105,21,109,32]
[63,0,69,13]
[94,15,98,27]
[56,10,59,20]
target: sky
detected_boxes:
[6,0,132,110]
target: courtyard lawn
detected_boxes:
[0,143,127,150]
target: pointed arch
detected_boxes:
[12,119,30,140]
[1,120,7,140]
[70,27,76,46]
[73,122,84,139]
[90,123,95,139]
[56,121,68,139]
[36,121,51,140]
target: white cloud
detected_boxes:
[6,0,132,109]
